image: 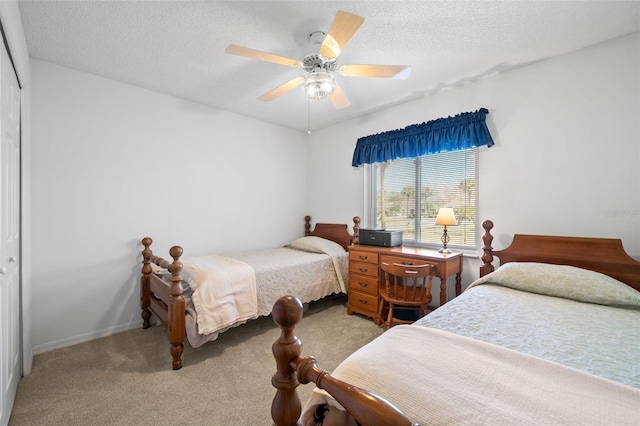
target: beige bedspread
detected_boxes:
[181,254,257,336]
[183,236,348,347]
[302,326,640,425]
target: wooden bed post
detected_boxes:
[139,239,188,370]
[304,216,311,236]
[140,237,153,329]
[168,246,186,370]
[271,296,304,426]
[272,295,416,426]
[480,220,495,277]
[352,216,360,245]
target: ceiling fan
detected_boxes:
[225,10,412,109]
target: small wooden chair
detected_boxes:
[380,262,437,330]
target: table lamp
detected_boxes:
[435,207,457,253]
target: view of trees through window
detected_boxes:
[369,148,478,249]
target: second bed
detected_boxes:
[141,215,360,369]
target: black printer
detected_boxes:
[359,229,403,247]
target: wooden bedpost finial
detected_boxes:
[272,295,304,331]
[480,220,495,277]
[141,237,153,272]
[169,245,183,260]
[271,296,304,426]
[142,237,152,249]
[352,216,360,245]
[168,246,184,297]
[305,216,311,236]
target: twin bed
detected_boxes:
[140,215,360,369]
[271,220,640,425]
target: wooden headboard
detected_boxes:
[480,220,640,292]
[305,215,360,250]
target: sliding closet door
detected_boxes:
[0,37,21,426]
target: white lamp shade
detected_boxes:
[435,207,457,226]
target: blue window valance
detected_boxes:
[352,108,494,167]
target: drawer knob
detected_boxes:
[359,299,368,304]
[359,255,368,260]
[359,267,368,273]
[359,282,368,287]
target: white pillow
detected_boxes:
[472,262,640,308]
[285,236,344,254]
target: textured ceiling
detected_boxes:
[18,1,640,133]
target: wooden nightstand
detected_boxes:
[348,248,381,323]
[347,245,463,324]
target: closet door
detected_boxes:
[0,37,21,426]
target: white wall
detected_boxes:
[30,60,308,352]
[308,33,640,288]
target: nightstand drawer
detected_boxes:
[349,250,379,265]
[349,274,378,295]
[349,291,378,311]
[349,262,378,278]
[381,255,437,268]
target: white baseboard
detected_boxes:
[32,320,146,355]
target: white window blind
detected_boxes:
[368,148,478,250]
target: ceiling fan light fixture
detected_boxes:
[304,70,335,100]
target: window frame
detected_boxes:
[364,148,479,252]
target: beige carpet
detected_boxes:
[9,294,383,425]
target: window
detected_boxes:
[367,148,478,250]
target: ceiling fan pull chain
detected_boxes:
[307,100,311,135]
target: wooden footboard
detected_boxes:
[140,237,186,370]
[271,295,416,426]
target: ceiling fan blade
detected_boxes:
[330,83,350,109]
[225,44,302,67]
[258,76,305,102]
[339,64,412,80]
[320,11,364,60]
